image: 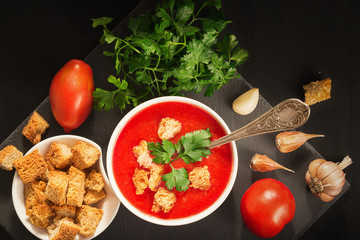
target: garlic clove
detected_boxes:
[317,192,334,202]
[249,153,295,173]
[323,175,346,196]
[305,171,312,185]
[276,131,324,153]
[316,161,338,181]
[232,88,259,115]
[308,159,326,177]
[321,167,344,185]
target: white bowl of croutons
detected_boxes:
[106,96,238,226]
[12,135,120,240]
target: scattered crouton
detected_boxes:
[151,187,176,213]
[189,166,211,190]
[77,205,104,237]
[66,166,85,207]
[85,169,105,192]
[22,111,50,144]
[26,203,54,228]
[46,170,68,205]
[132,168,150,195]
[303,78,332,105]
[45,142,72,169]
[47,217,80,240]
[133,140,154,169]
[51,205,77,219]
[148,164,164,192]
[158,117,182,140]
[83,189,106,205]
[13,149,48,184]
[24,180,47,210]
[0,145,23,171]
[71,141,100,170]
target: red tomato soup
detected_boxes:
[112,101,233,219]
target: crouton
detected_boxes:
[148,164,164,192]
[133,140,153,169]
[22,111,49,145]
[0,145,23,171]
[76,205,103,237]
[83,189,106,205]
[189,166,211,190]
[26,203,54,228]
[46,170,68,205]
[24,180,47,210]
[85,169,105,192]
[151,187,176,213]
[132,168,149,195]
[71,141,100,170]
[51,205,77,219]
[303,78,332,105]
[13,149,48,184]
[45,142,72,169]
[158,117,181,140]
[66,166,85,207]
[47,217,80,240]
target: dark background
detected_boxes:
[0,0,359,239]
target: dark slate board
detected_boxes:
[0,0,349,239]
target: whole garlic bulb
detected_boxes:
[305,156,352,202]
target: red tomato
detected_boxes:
[240,178,295,238]
[49,59,94,133]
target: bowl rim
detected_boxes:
[12,134,120,240]
[106,96,238,226]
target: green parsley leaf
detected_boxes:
[230,47,249,65]
[205,0,222,10]
[147,140,175,164]
[93,75,133,111]
[162,166,190,191]
[175,0,194,26]
[91,17,113,29]
[177,129,212,163]
[127,13,152,34]
[93,88,116,111]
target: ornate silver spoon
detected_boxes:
[208,98,310,149]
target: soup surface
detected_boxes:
[113,101,233,219]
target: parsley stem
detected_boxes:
[122,65,138,84]
[154,55,161,69]
[173,36,187,56]
[188,3,206,26]
[119,39,141,54]
[170,155,182,163]
[151,70,162,95]
[167,42,186,46]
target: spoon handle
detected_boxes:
[208,98,310,149]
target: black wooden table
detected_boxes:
[0,0,359,239]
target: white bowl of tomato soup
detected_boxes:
[106,96,238,226]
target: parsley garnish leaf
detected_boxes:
[177,129,212,163]
[162,165,190,192]
[147,141,175,164]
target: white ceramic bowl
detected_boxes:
[12,135,120,240]
[106,96,238,226]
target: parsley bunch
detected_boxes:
[147,129,212,191]
[92,0,249,111]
